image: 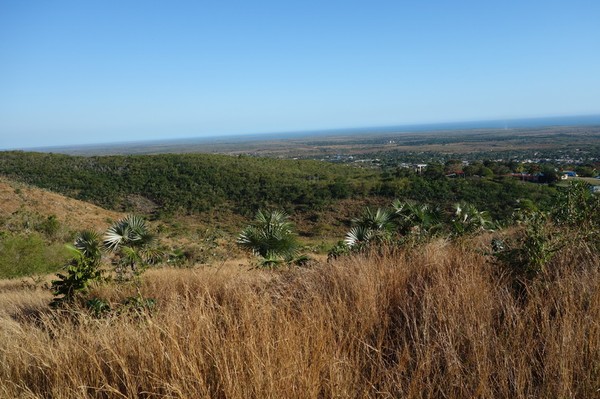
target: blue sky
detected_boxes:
[1,0,599,149]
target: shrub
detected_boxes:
[492,212,560,278]
[0,233,68,278]
[51,231,104,306]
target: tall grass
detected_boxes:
[1,238,598,398]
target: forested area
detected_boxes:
[0,151,373,214]
[0,151,554,220]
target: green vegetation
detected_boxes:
[0,151,557,223]
[51,215,164,307]
[492,180,600,280]
[104,215,164,280]
[51,231,103,306]
[0,151,374,215]
[332,181,597,283]
[492,212,560,279]
[450,201,494,236]
[0,233,69,278]
[0,153,598,398]
[339,199,492,253]
[0,210,72,278]
[344,207,395,249]
[237,210,305,267]
[0,152,593,283]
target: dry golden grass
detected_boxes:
[0,177,123,231]
[1,239,599,398]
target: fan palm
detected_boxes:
[103,215,154,251]
[73,230,102,264]
[237,210,300,265]
[103,215,164,276]
[344,207,395,248]
[451,202,494,236]
[392,199,442,237]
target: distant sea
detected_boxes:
[22,114,600,154]
[322,114,600,136]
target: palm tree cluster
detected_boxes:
[237,202,494,267]
[344,208,395,249]
[343,199,494,251]
[392,199,443,237]
[52,215,164,304]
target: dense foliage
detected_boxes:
[0,151,557,221]
[0,151,376,215]
[0,233,68,278]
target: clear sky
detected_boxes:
[1,0,599,149]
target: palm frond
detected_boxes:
[103,215,151,251]
[74,230,102,262]
[119,245,143,265]
[345,225,375,248]
[237,209,299,262]
[452,202,494,235]
[138,247,165,265]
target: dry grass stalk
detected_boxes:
[0,238,598,398]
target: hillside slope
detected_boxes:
[0,151,556,221]
[0,151,377,216]
[0,177,123,231]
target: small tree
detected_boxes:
[51,231,103,306]
[493,212,560,279]
[551,180,599,251]
[552,181,599,228]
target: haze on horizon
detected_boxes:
[1,0,599,150]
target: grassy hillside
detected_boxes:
[1,237,598,398]
[0,162,597,397]
[0,177,123,231]
[0,178,126,279]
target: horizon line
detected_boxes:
[5,112,600,152]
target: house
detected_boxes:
[561,171,578,179]
[414,164,427,174]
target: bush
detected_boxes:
[493,212,560,278]
[51,231,104,306]
[0,233,69,278]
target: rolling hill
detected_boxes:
[0,177,123,231]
